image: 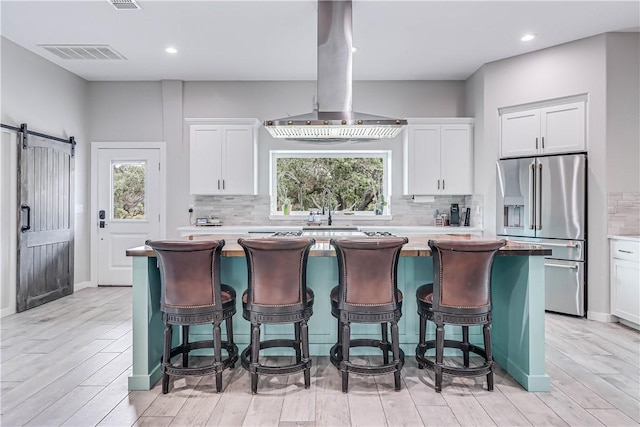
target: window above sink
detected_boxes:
[270,150,392,217]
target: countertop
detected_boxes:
[177,225,483,234]
[127,233,550,258]
[608,235,640,242]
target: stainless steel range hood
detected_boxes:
[264,0,407,141]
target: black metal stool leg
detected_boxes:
[162,323,172,394]
[391,320,401,391]
[483,323,494,391]
[417,314,426,369]
[435,322,444,393]
[341,321,351,393]
[381,322,389,365]
[462,326,470,368]
[182,325,189,368]
[302,320,311,389]
[250,323,260,394]
[214,323,223,392]
[226,316,236,368]
[294,322,302,363]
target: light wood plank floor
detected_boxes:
[1,287,638,426]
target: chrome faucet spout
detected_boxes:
[322,188,333,226]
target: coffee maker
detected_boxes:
[450,203,460,226]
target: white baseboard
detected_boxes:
[0,306,16,318]
[587,311,617,323]
[74,281,96,292]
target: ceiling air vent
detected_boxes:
[109,0,141,10]
[39,45,127,60]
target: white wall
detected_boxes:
[465,33,640,320]
[0,130,17,316]
[0,38,90,292]
[90,80,466,237]
[606,33,640,194]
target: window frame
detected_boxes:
[269,150,392,216]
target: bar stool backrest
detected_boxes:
[331,237,408,310]
[429,240,506,314]
[146,240,225,316]
[238,238,315,312]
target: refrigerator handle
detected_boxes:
[529,163,535,229]
[536,163,543,230]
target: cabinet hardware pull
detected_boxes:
[542,136,545,149]
[618,249,633,254]
[437,179,440,190]
[545,263,578,270]
[217,180,220,190]
[222,180,225,190]
[442,179,445,190]
[535,137,538,149]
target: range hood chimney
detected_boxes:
[264,0,407,141]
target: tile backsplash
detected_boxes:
[192,194,483,228]
[608,192,640,235]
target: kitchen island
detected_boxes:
[126,234,551,392]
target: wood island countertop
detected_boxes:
[126,233,551,258]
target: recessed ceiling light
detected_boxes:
[352,46,358,53]
[521,34,536,42]
[165,47,178,54]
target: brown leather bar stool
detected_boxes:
[415,239,506,392]
[237,237,316,394]
[146,240,238,394]
[329,236,409,393]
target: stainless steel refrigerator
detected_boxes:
[496,153,587,316]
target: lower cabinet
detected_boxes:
[610,238,640,326]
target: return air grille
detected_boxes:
[109,0,141,10]
[40,45,127,60]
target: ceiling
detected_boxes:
[2,0,638,82]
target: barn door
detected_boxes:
[17,131,74,312]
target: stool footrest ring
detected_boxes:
[329,339,405,376]
[240,339,312,376]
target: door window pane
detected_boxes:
[112,161,146,220]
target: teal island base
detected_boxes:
[128,255,550,392]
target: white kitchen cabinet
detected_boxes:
[186,118,259,195]
[403,119,473,195]
[500,99,586,158]
[610,237,640,327]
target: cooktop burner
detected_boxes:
[272,231,303,237]
[363,231,396,237]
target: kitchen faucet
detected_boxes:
[321,188,332,226]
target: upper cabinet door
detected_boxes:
[190,126,223,195]
[440,125,473,194]
[540,102,586,155]
[407,125,440,195]
[500,109,540,158]
[222,126,256,195]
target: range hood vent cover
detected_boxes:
[264,1,406,142]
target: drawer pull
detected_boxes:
[618,249,633,254]
[545,263,578,270]
[510,240,578,248]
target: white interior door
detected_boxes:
[97,148,160,285]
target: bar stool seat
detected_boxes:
[237,237,316,394]
[146,239,238,394]
[329,236,409,393]
[415,239,506,393]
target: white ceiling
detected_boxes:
[2,0,638,82]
